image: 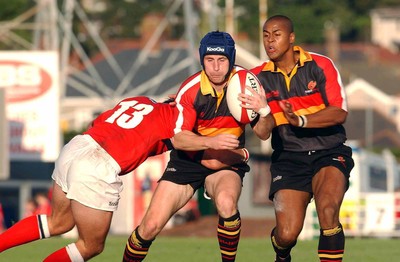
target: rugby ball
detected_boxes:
[226,69,262,124]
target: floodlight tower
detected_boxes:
[32,0,60,50]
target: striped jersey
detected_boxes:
[84,96,177,175]
[251,46,348,151]
[174,66,247,147]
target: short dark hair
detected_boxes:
[266,15,294,33]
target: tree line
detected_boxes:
[0,0,399,51]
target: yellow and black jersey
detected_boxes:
[252,46,348,152]
[174,66,247,148]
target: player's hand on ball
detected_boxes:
[239,86,270,117]
[227,69,264,124]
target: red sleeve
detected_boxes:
[250,63,266,76]
[174,73,201,134]
[312,54,348,111]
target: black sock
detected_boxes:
[122,227,154,262]
[318,223,345,261]
[218,212,241,262]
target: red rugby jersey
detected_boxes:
[84,96,177,175]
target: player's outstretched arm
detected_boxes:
[172,130,239,151]
[200,148,249,170]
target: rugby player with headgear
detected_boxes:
[0,96,251,261]
[122,31,269,262]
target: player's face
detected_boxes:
[262,19,294,62]
[203,54,230,86]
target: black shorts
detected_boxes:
[160,149,250,191]
[269,144,354,200]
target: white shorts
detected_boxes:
[52,134,123,212]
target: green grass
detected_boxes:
[1,236,399,261]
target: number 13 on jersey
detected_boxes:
[105,100,154,129]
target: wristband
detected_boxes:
[257,106,271,117]
[298,115,308,128]
[242,148,250,163]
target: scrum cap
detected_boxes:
[199,31,236,72]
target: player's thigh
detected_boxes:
[204,169,242,199]
[144,180,194,221]
[313,166,346,202]
[47,182,75,235]
[71,199,113,248]
[273,189,310,232]
[312,166,346,226]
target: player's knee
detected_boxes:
[48,217,75,236]
[320,204,338,216]
[140,219,163,240]
[83,244,104,260]
[214,194,237,218]
[92,244,105,257]
[275,228,298,246]
[76,240,105,260]
[317,205,341,228]
[316,195,341,213]
[81,244,104,260]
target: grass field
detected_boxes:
[1,236,399,261]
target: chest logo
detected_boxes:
[307,80,317,90]
[266,90,280,99]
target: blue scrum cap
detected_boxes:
[199,31,236,72]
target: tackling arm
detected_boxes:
[200,148,249,170]
[171,130,240,151]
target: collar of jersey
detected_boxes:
[261,45,313,72]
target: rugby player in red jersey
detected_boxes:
[0,96,249,261]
